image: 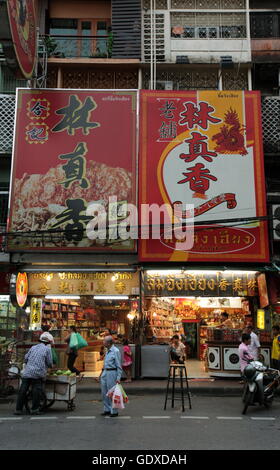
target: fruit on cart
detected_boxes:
[49,369,76,376]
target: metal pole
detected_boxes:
[153,0,156,90]
[150,0,153,89]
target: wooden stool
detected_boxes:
[164,364,192,412]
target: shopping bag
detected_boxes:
[76,333,88,350]
[106,385,116,400]
[69,333,78,349]
[118,384,129,403]
[51,347,58,365]
[112,384,125,409]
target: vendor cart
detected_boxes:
[25,374,82,412]
[44,374,79,411]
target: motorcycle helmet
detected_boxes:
[243,364,256,379]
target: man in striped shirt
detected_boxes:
[14,333,53,415]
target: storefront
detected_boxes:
[142,269,272,378]
[14,270,140,378]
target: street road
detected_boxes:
[0,394,279,450]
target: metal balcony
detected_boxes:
[43,35,112,59]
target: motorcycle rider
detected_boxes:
[238,333,254,375]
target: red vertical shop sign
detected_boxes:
[139,90,269,262]
[8,89,137,252]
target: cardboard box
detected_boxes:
[84,352,100,362]
[84,363,102,372]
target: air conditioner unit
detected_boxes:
[149,81,173,90]
[272,205,280,240]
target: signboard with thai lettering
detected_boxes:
[27,272,139,296]
[144,271,258,297]
[139,90,269,262]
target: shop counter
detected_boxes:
[207,341,271,378]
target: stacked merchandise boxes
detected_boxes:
[84,352,104,373]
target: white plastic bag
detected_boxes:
[106,385,116,400]
[112,384,125,409]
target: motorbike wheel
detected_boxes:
[264,395,274,408]
[242,388,254,415]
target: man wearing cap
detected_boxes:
[14,333,53,415]
[99,336,123,417]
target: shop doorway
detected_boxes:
[183,322,198,359]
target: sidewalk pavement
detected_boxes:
[77,377,245,397]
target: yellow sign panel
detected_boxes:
[30,298,42,329]
[257,309,265,330]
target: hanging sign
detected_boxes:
[16,272,28,307]
[30,297,42,329]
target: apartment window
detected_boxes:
[250,13,280,39]
[171,12,246,39]
[170,0,246,8]
[48,18,110,58]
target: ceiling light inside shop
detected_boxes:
[93,295,129,300]
[45,295,81,300]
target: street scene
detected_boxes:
[0,0,280,460]
[1,390,280,451]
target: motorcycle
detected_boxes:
[242,360,280,415]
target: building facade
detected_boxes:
[0,0,279,377]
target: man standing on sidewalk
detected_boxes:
[245,325,261,361]
[99,336,123,417]
[14,333,53,415]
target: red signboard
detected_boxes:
[139,90,269,262]
[7,0,37,78]
[8,89,137,252]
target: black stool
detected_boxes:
[164,364,192,412]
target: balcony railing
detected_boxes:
[43,35,112,59]
[0,94,15,153]
[261,96,280,155]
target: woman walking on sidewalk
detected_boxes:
[122,339,133,383]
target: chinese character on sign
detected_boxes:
[30,101,47,117]
[25,125,48,143]
[38,283,51,295]
[233,278,243,292]
[178,163,217,199]
[52,199,93,242]
[159,121,177,140]
[59,282,71,294]
[52,95,100,135]
[115,281,126,294]
[179,132,218,163]
[59,142,89,189]
[219,278,231,291]
[77,281,89,294]
[28,98,50,120]
[159,101,176,119]
[179,101,221,130]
